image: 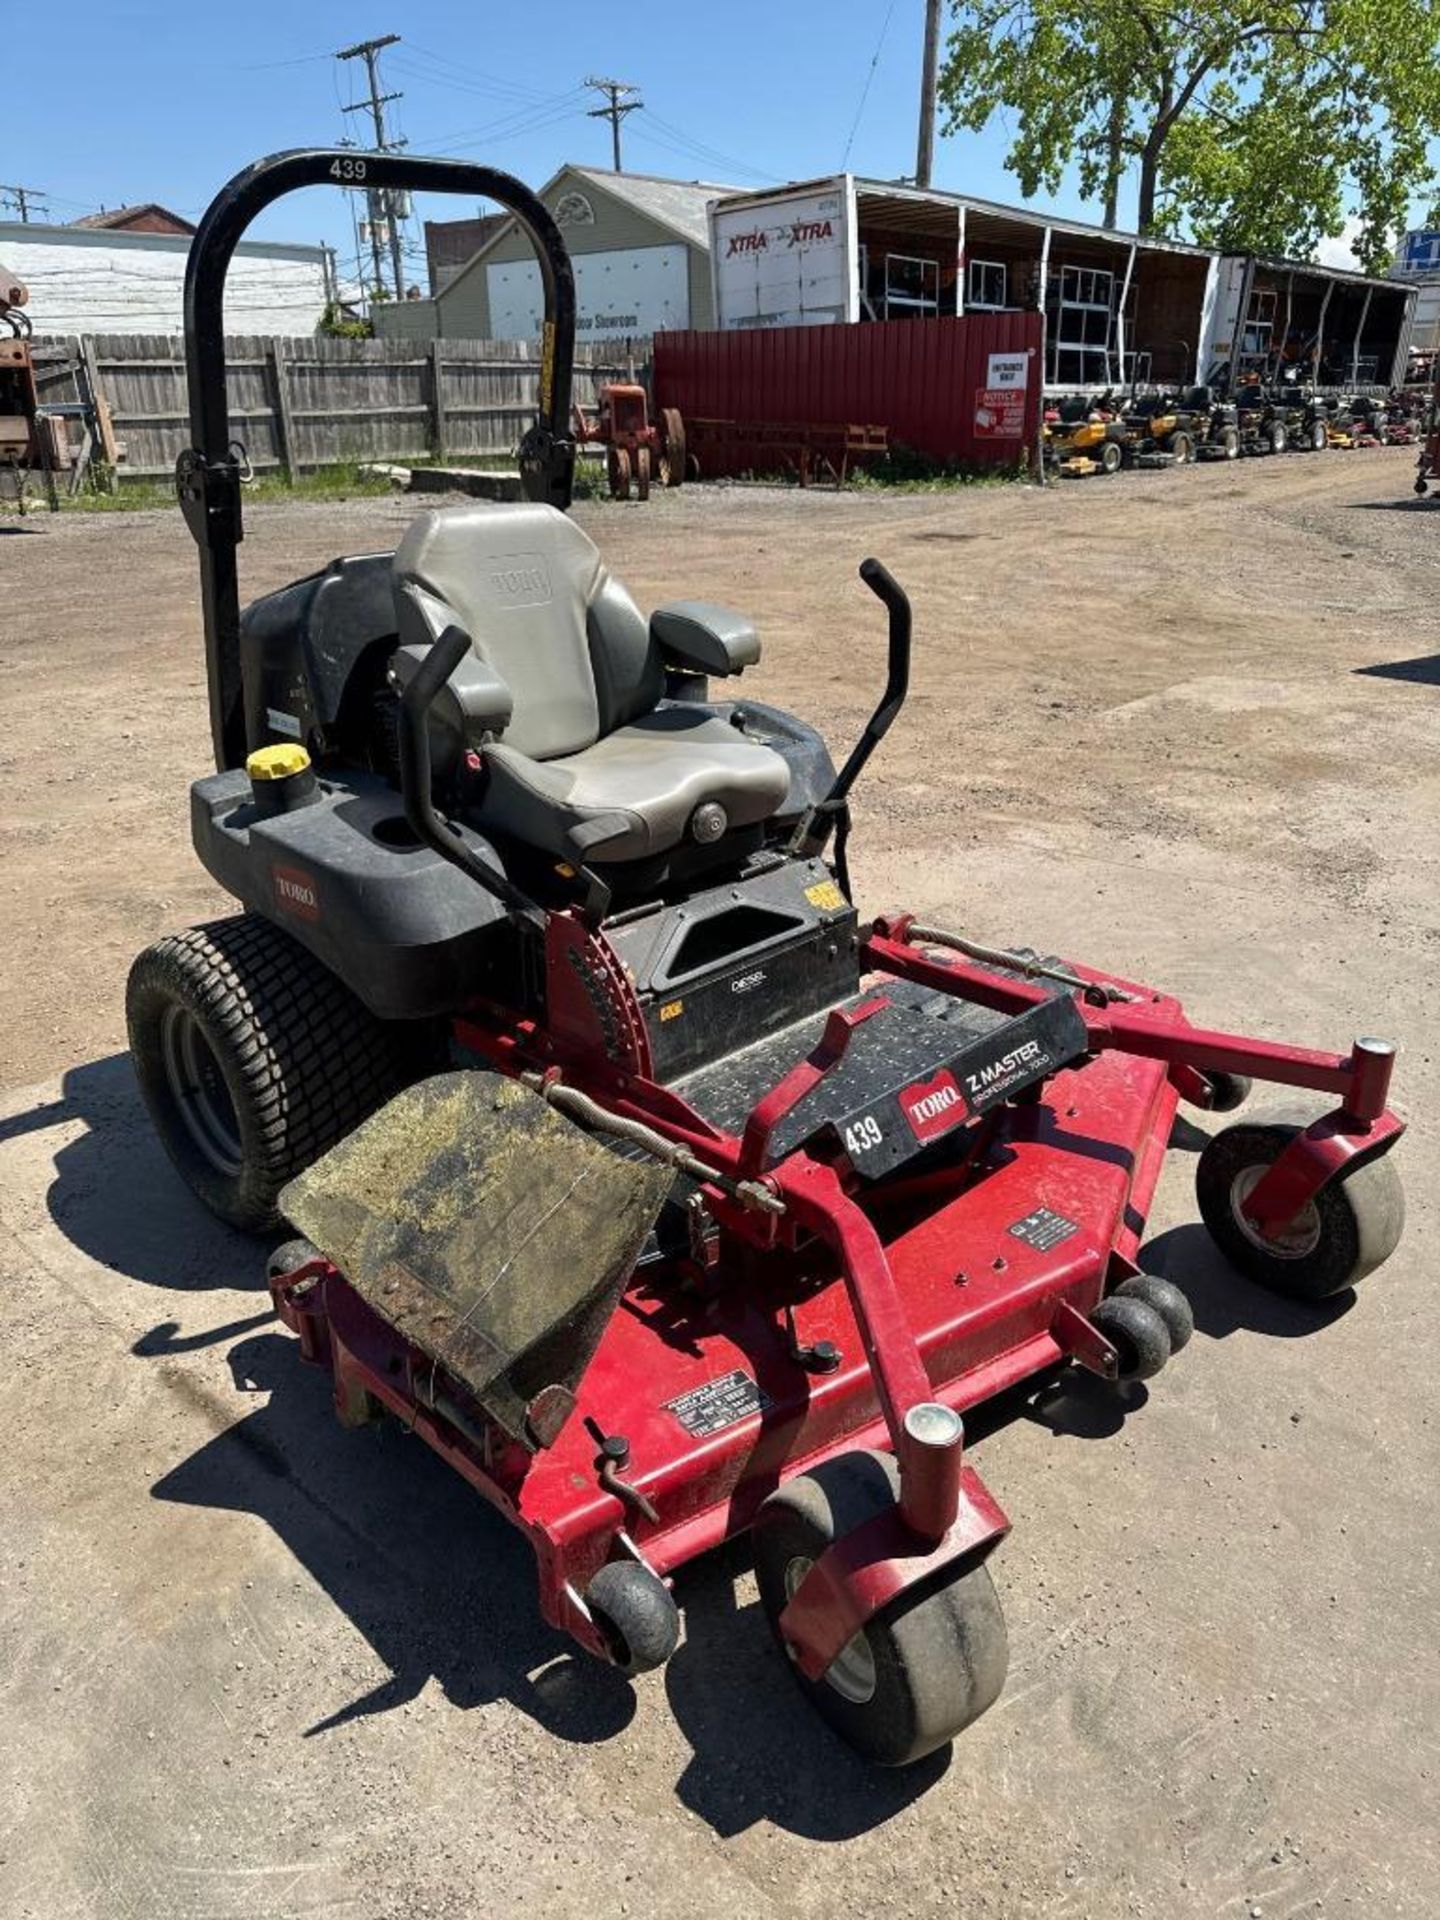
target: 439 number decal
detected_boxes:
[843,1114,884,1158]
[329,157,368,181]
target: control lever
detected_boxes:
[790,557,912,893]
[396,622,539,916]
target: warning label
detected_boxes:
[665,1369,771,1437]
[974,388,1027,439]
[1007,1207,1081,1252]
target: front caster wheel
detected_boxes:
[1195,1104,1405,1300]
[586,1561,679,1675]
[753,1450,1008,1766]
[1090,1294,1172,1379]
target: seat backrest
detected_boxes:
[392,503,663,760]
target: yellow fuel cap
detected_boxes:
[247,743,311,782]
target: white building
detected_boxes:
[1390,228,1440,365]
[0,220,332,336]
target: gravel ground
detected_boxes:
[1,452,1438,1918]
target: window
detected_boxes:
[1240,289,1277,372]
[883,253,939,319]
[1048,263,1117,385]
[968,259,1007,309]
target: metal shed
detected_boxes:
[427,165,734,342]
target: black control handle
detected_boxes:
[789,558,913,887]
[397,626,538,917]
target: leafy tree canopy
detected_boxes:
[938,0,1440,269]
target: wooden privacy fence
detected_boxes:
[28,333,648,480]
[654,313,1045,473]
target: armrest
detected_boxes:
[651,600,761,677]
[389,639,513,738]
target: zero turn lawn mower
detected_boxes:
[128,149,1409,1767]
[1230,383,1293,457]
[1042,393,1132,477]
[1334,394,1388,449]
[1121,385,1223,467]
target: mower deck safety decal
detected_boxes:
[1007,1206,1080,1252]
[665,1369,771,1437]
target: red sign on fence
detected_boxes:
[973,388,1027,439]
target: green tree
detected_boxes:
[938,0,1440,269]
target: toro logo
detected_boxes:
[272,864,320,922]
[899,1069,968,1143]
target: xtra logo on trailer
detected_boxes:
[899,1069,970,1143]
[725,218,835,257]
[272,865,320,922]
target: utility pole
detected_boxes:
[336,33,408,302]
[584,77,643,173]
[0,184,48,224]
[915,0,942,190]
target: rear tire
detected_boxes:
[1170,431,1195,465]
[1099,439,1123,475]
[127,914,425,1233]
[1217,425,1240,460]
[753,1450,1008,1766]
[1268,420,1288,455]
[1310,419,1328,451]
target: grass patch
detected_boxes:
[1,460,398,517]
[845,443,1031,491]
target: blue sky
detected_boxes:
[5,0,1103,275]
[6,1,1425,273]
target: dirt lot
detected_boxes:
[2,454,1438,1918]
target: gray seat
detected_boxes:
[391,503,789,865]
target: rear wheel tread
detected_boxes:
[127,914,429,1231]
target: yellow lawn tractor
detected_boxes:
[1043,394,1132,477]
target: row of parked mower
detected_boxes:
[1044,384,1424,477]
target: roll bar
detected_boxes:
[176,149,578,770]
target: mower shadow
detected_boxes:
[0,1051,263,1293]
[152,1326,942,1829]
[1352,653,1440,685]
[152,1328,638,1747]
[1140,1222,1355,1340]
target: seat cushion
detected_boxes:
[480,708,791,863]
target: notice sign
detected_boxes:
[986,350,1031,390]
[974,388,1027,438]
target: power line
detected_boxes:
[640,112,781,185]
[335,33,409,303]
[1,183,49,223]
[584,77,643,173]
[842,1,898,170]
